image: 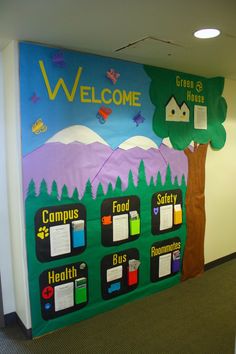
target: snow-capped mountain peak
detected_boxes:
[47,125,109,145]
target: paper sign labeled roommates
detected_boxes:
[150,237,181,282]
[158,253,171,277]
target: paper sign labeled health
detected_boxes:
[174,204,182,225]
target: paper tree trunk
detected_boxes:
[182,143,208,280]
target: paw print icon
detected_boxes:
[37,226,49,240]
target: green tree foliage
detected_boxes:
[127,170,136,192]
[39,179,48,196]
[61,184,69,199]
[114,176,122,193]
[164,164,172,186]
[27,179,36,199]
[82,179,93,201]
[50,180,59,200]
[137,160,147,188]
[144,66,227,150]
[96,182,104,199]
[173,176,179,188]
[71,187,79,201]
[156,171,162,186]
[148,176,155,189]
[106,182,113,197]
[25,161,186,205]
[181,174,186,188]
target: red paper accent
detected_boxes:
[128,269,138,286]
[42,286,54,299]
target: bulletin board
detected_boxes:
[19,42,226,337]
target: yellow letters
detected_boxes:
[112,253,127,266]
[39,60,142,106]
[112,200,130,213]
[41,208,79,224]
[39,60,83,102]
[48,266,78,284]
[80,86,91,103]
[101,88,112,104]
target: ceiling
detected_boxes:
[0,0,236,79]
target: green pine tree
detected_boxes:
[96,183,104,199]
[165,164,172,186]
[114,176,122,193]
[39,179,48,196]
[82,179,93,200]
[181,174,187,187]
[26,179,36,199]
[127,170,136,191]
[61,184,69,200]
[173,175,179,187]
[149,176,155,189]
[156,171,163,186]
[71,187,79,201]
[50,180,59,200]
[137,160,147,188]
[106,182,113,197]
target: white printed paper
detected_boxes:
[174,204,181,212]
[113,214,128,242]
[194,105,207,130]
[159,253,171,278]
[160,205,173,230]
[50,224,71,257]
[128,259,141,271]
[72,220,84,231]
[54,282,74,312]
[106,265,123,282]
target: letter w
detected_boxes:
[39,60,83,102]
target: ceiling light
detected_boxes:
[194,28,221,39]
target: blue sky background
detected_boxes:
[20,42,162,156]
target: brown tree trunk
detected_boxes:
[182,143,208,281]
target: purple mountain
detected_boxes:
[22,141,188,199]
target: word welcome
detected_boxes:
[39,61,141,106]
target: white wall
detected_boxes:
[0,51,15,315]
[2,41,31,328]
[205,79,236,263]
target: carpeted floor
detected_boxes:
[1,259,236,354]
